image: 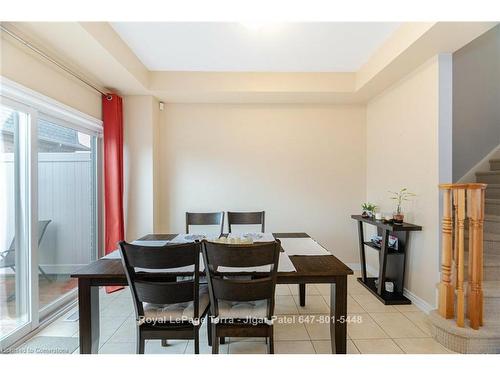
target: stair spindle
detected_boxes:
[468,187,481,329]
[439,183,486,329]
[456,188,466,327]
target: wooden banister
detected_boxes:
[438,183,487,330]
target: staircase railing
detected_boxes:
[438,183,487,330]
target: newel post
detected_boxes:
[439,186,454,319]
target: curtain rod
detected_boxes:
[1,24,111,98]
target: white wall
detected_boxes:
[1,37,102,119]
[365,56,452,309]
[123,95,160,241]
[122,60,455,309]
[452,25,500,181]
[157,103,366,264]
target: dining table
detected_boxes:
[70,232,353,354]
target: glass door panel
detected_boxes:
[1,88,101,351]
[37,117,97,312]
[0,104,30,345]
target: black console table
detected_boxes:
[351,215,422,305]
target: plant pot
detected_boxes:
[393,212,404,225]
[362,211,375,218]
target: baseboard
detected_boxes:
[403,288,434,313]
[348,262,435,313]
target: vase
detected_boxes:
[393,212,404,224]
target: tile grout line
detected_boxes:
[363,311,393,340]
[99,312,134,351]
[350,339,362,354]
[391,337,407,354]
[352,337,406,354]
[368,310,430,338]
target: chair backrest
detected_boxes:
[7,219,52,251]
[118,241,202,321]
[185,212,224,236]
[201,240,280,319]
[227,211,265,233]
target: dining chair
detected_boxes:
[227,211,265,233]
[185,212,224,236]
[201,239,280,354]
[118,240,210,354]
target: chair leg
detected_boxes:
[38,266,51,282]
[161,339,168,347]
[136,329,145,354]
[299,284,306,306]
[207,321,212,346]
[194,327,200,354]
[267,329,274,354]
[137,339,145,354]
[211,324,219,354]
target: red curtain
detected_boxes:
[102,94,124,293]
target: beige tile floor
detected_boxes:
[23,272,455,354]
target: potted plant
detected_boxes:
[389,188,416,224]
[361,203,377,218]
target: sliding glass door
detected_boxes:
[0,103,32,348]
[37,116,98,315]
[0,80,102,350]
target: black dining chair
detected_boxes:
[118,241,210,354]
[202,239,280,354]
[227,211,265,233]
[185,212,224,236]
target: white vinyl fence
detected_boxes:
[1,152,95,274]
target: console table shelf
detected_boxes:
[351,215,422,305]
[362,241,400,254]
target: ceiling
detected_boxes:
[110,22,401,72]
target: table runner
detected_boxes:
[279,237,331,256]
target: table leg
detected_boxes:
[377,229,390,295]
[299,284,306,306]
[357,221,367,282]
[330,276,347,354]
[78,279,100,354]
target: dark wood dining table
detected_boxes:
[70,232,353,354]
